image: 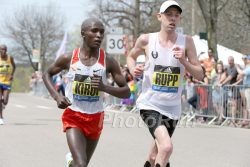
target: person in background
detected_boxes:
[236,55,250,127]
[194,66,209,122]
[29,72,38,94]
[219,56,241,124]
[0,44,16,125]
[200,48,216,81]
[121,65,136,107]
[211,61,227,125]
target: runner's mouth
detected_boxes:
[169,23,176,27]
[94,40,101,45]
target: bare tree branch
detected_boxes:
[0,4,65,72]
[217,0,229,12]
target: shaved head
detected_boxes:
[0,44,7,50]
[0,44,7,57]
[80,18,105,48]
[81,18,104,33]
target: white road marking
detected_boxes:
[13,104,27,108]
[36,105,52,110]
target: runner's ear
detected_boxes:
[81,30,85,37]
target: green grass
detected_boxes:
[12,66,34,92]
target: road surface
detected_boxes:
[0,93,249,167]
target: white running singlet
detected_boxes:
[65,48,107,114]
[137,33,186,120]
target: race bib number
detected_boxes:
[152,65,180,93]
[0,64,11,75]
[72,74,100,102]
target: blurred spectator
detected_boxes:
[200,48,216,81]
[219,56,241,123]
[103,73,115,107]
[121,65,135,107]
[29,71,44,96]
[29,72,38,94]
[211,61,227,85]
[211,61,227,124]
[220,56,239,85]
[107,73,114,86]
[122,65,133,82]
[236,55,250,127]
[188,67,209,118]
[196,66,209,122]
[182,72,195,111]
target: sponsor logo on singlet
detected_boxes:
[72,74,100,102]
[0,64,11,75]
[152,65,180,93]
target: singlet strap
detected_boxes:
[71,48,105,66]
[98,48,105,66]
[71,48,80,64]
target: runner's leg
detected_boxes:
[66,128,99,167]
[86,135,99,165]
[154,125,173,167]
[2,89,10,105]
[144,141,158,166]
[0,88,3,118]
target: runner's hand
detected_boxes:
[91,74,104,91]
[133,64,144,78]
[172,46,186,64]
[55,95,71,109]
[10,75,14,81]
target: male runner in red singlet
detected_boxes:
[43,18,130,167]
[0,44,16,125]
[127,1,204,167]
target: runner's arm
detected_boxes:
[183,36,204,81]
[103,56,130,98]
[42,54,72,108]
[10,56,16,80]
[127,34,148,77]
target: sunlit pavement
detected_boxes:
[0,93,249,167]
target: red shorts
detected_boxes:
[62,108,104,140]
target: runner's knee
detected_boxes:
[158,142,173,156]
[149,153,157,162]
[2,95,8,105]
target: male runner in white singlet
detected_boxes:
[127,1,204,167]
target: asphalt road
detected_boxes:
[0,93,249,167]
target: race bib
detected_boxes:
[72,74,100,102]
[152,65,180,93]
[0,64,11,75]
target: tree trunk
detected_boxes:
[197,0,218,62]
[207,20,218,62]
[134,0,140,38]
